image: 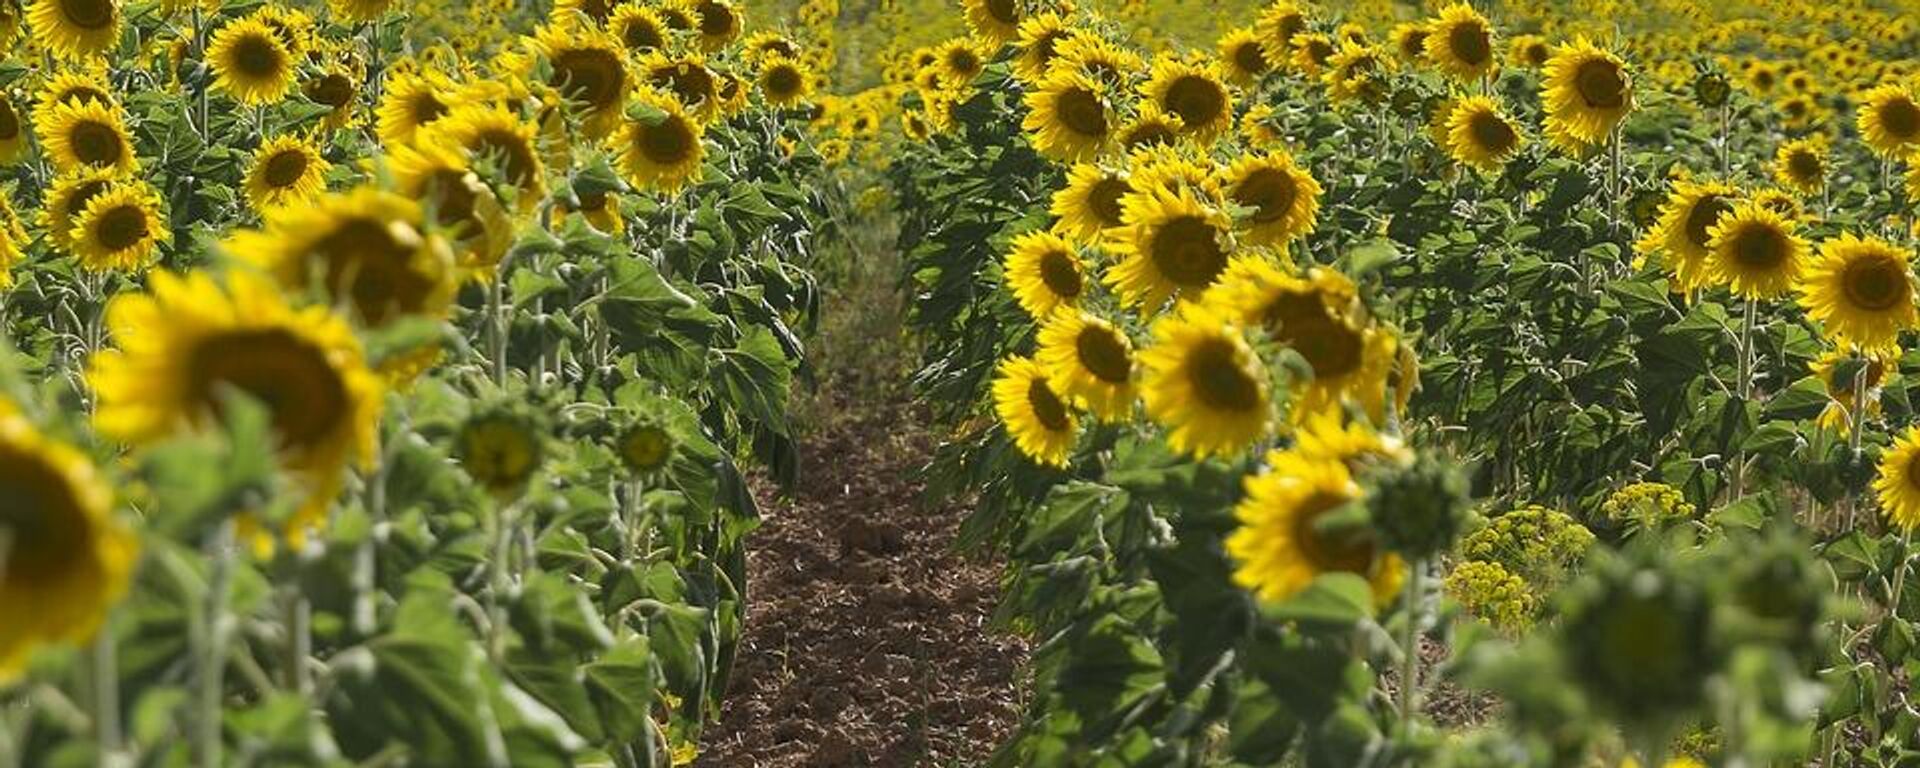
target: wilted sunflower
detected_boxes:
[244,135,329,213]
[1857,83,1920,158]
[690,0,742,51]
[226,187,457,328]
[1227,452,1405,606]
[1052,163,1132,245]
[1003,229,1086,319]
[1012,12,1072,85]
[1810,348,1889,436]
[377,69,454,146]
[1139,303,1271,458]
[1023,70,1113,162]
[535,21,629,138]
[28,0,121,59]
[1222,151,1320,246]
[423,103,547,208]
[1107,184,1235,311]
[69,180,166,272]
[756,55,813,107]
[1541,38,1633,154]
[1636,179,1738,294]
[1037,310,1137,421]
[1509,34,1551,69]
[89,270,382,544]
[610,5,670,54]
[962,0,1022,47]
[1772,135,1828,196]
[1706,201,1806,298]
[0,397,134,683]
[1389,22,1429,66]
[1443,95,1524,173]
[992,355,1079,468]
[208,17,295,105]
[37,98,133,174]
[327,0,393,24]
[614,89,707,193]
[1425,4,1497,83]
[1797,234,1918,352]
[1218,27,1271,85]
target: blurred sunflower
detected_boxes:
[377,69,453,146]
[536,20,629,138]
[1443,95,1524,173]
[0,93,24,164]
[1107,183,1235,310]
[1389,22,1429,66]
[1636,179,1737,294]
[1003,229,1086,319]
[327,0,394,24]
[28,0,121,59]
[1227,452,1405,606]
[1253,1,1309,65]
[1509,34,1551,69]
[614,89,706,193]
[690,0,742,52]
[615,420,675,478]
[556,0,617,24]
[1218,27,1271,85]
[1858,83,1920,158]
[1772,135,1828,195]
[455,408,544,498]
[303,67,361,131]
[0,194,24,288]
[1810,348,1889,436]
[1876,425,1920,531]
[244,135,329,213]
[1425,3,1498,83]
[1797,234,1918,352]
[1023,70,1113,162]
[609,5,669,55]
[962,0,1022,47]
[208,17,295,106]
[424,103,546,208]
[1222,151,1321,246]
[1052,163,1131,245]
[1139,303,1271,458]
[226,188,458,328]
[991,355,1079,467]
[1037,310,1137,422]
[756,56,813,108]
[69,180,166,273]
[1012,12,1072,84]
[742,31,802,65]
[37,98,133,174]
[1541,38,1633,154]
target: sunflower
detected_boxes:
[1541,38,1633,154]
[757,55,813,107]
[535,20,629,138]
[1773,135,1828,196]
[1443,95,1525,173]
[0,93,24,164]
[962,0,1021,47]
[40,166,120,252]
[1052,163,1132,245]
[1876,426,1920,531]
[37,99,133,174]
[642,52,722,119]
[615,420,675,478]
[1037,310,1137,421]
[1389,22,1429,66]
[27,0,121,59]
[69,181,165,273]
[1509,34,1551,69]
[938,38,987,85]
[1254,1,1310,65]
[1324,41,1385,105]
[250,4,313,57]
[1240,103,1282,147]
[1139,303,1271,458]
[1012,12,1072,85]
[1751,188,1802,220]
[1209,260,1396,422]
[376,69,454,146]
[556,0,616,24]
[1797,234,1919,352]
[1636,179,1738,295]
[614,89,706,193]
[1003,229,1086,319]
[1811,348,1889,436]
[225,188,458,327]
[0,397,134,683]
[1425,4,1497,83]
[1227,452,1405,607]
[1857,83,1920,158]
[1218,27,1271,85]
[743,31,803,65]
[1704,202,1806,299]
[1054,33,1143,86]
[327,0,393,24]
[1289,33,1337,77]
[609,5,670,55]
[0,196,24,288]
[1222,152,1321,246]
[303,67,360,131]
[208,17,295,105]
[690,0,742,51]
[992,355,1079,467]
[1117,102,1184,150]
[1107,183,1235,311]
[421,104,546,208]
[557,186,622,234]
[244,135,329,213]
[35,64,113,112]
[455,409,544,497]
[1023,70,1113,162]
[89,270,382,545]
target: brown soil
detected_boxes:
[693,376,1028,767]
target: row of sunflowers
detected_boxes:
[884,0,1920,765]
[0,0,842,765]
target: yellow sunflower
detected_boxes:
[1254,1,1310,66]
[1324,41,1386,105]
[743,30,803,66]
[1003,229,1087,319]
[1810,348,1889,436]
[1797,234,1919,352]
[69,180,166,273]
[1389,22,1429,66]
[609,5,670,55]
[0,194,24,288]
[302,67,361,131]
[27,0,121,60]
[1773,135,1828,196]
[244,134,330,213]
[556,0,617,24]
[1222,151,1321,246]
[208,17,295,106]
[1117,102,1184,150]
[962,0,1022,47]
[327,0,394,24]
[1705,201,1806,299]
[35,64,113,112]
[689,0,742,52]
[0,397,134,683]
[1143,56,1234,141]
[1858,83,1920,158]
[1209,260,1397,422]
[1140,303,1271,458]
[89,270,382,545]
[1012,12,1073,85]
[1054,33,1143,86]
[641,51,723,120]
[1635,179,1738,295]
[1023,69,1114,163]
[1425,3,1498,83]
[1107,183,1236,311]
[37,98,134,174]
[757,55,813,108]
[1227,452,1405,607]
[40,165,121,252]
[1876,426,1920,531]
[1218,27,1271,85]
[224,187,458,328]
[992,355,1079,468]
[1443,95,1525,173]
[420,103,547,208]
[1541,38,1634,155]
[390,141,514,276]
[535,20,629,138]
[376,69,454,146]
[1289,33,1337,77]
[1037,310,1137,422]
[1509,34,1551,70]
[614,89,707,193]
[0,93,24,164]
[1052,163,1131,245]
[938,37,987,86]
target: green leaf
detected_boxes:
[1261,573,1375,630]
[583,638,659,744]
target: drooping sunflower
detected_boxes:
[1142,56,1233,141]
[0,397,134,683]
[1227,452,1405,607]
[376,69,454,146]
[225,187,458,328]
[535,20,629,138]
[327,0,393,24]
[421,103,546,208]
[962,0,1022,47]
[756,55,813,108]
[1223,151,1321,247]
[1218,27,1271,85]
[69,180,166,273]
[1773,135,1828,196]
[1857,83,1920,158]
[1052,163,1132,245]
[614,89,707,193]
[1253,1,1310,66]
[1810,348,1889,436]
[244,134,329,213]
[1023,70,1113,163]
[1424,4,1497,83]
[0,93,24,164]
[1705,201,1806,299]
[27,0,121,60]
[1797,234,1919,352]
[1443,95,1524,173]
[37,98,133,174]
[1012,12,1072,85]
[609,5,670,55]
[992,355,1079,468]
[1876,426,1920,531]
[1636,179,1738,295]
[89,270,383,544]
[40,165,120,252]
[207,17,295,106]
[1541,38,1634,155]
[1389,22,1429,66]
[1037,310,1137,422]
[1139,303,1271,458]
[1107,184,1235,311]
[302,66,361,131]
[1003,229,1086,319]
[690,0,742,52]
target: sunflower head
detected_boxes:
[377,69,454,146]
[1636,179,1737,295]
[1425,3,1498,82]
[226,187,458,327]
[421,103,547,208]
[757,55,813,108]
[1509,34,1551,69]
[1222,151,1322,246]
[1226,452,1405,607]
[615,420,676,478]
[245,134,330,213]
[1797,233,1918,352]
[1023,69,1114,163]
[535,20,629,136]
[1877,426,1920,531]
[1218,27,1270,85]
[1541,37,1633,155]
[1140,303,1271,458]
[615,89,707,193]
[28,0,121,59]
[456,407,546,499]
[1037,310,1138,422]
[690,0,742,51]
[962,0,1022,47]
[1706,200,1806,299]
[1443,95,1524,173]
[37,98,134,175]
[991,355,1080,467]
[1772,135,1828,195]
[208,17,296,106]
[1390,22,1429,65]
[1107,184,1235,311]
[1012,11,1073,84]
[1858,83,1920,158]
[610,5,670,54]
[70,180,167,273]
[1052,163,1132,245]
[1003,229,1086,319]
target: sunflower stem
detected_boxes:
[1396,558,1425,731]
[279,580,311,696]
[1730,298,1758,501]
[487,499,517,663]
[488,264,509,385]
[1891,531,1913,620]
[91,615,122,768]
[196,519,236,768]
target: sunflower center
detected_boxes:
[70,120,123,167]
[1076,326,1132,383]
[410,92,448,126]
[473,129,539,188]
[1026,378,1071,431]
[188,329,350,454]
[1448,21,1492,67]
[621,427,673,471]
[1037,248,1082,299]
[232,34,285,80]
[1905,449,1920,492]
[1234,42,1268,74]
[1574,59,1627,109]
[622,19,665,51]
[1186,336,1261,412]
[315,218,435,326]
[655,64,717,106]
[1292,491,1377,575]
[1783,99,1807,119]
[93,204,148,251]
[60,0,113,30]
[1728,224,1787,272]
[1880,98,1920,140]
[1056,86,1108,138]
[1469,111,1517,154]
[640,116,697,165]
[0,451,89,582]
[1526,42,1549,66]
[1294,317,1366,380]
[985,0,1019,24]
[262,150,310,189]
[1841,253,1909,312]
[307,73,354,108]
[0,100,17,140]
[1787,151,1821,182]
[1683,195,1732,250]
[1088,178,1129,227]
[696,1,735,36]
[553,49,625,110]
[1235,168,1298,225]
[1164,75,1225,129]
[948,49,982,76]
[1151,215,1229,288]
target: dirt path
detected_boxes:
[693,361,1028,766]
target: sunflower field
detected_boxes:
[4,0,1920,765]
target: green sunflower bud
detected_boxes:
[1367,453,1472,559]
